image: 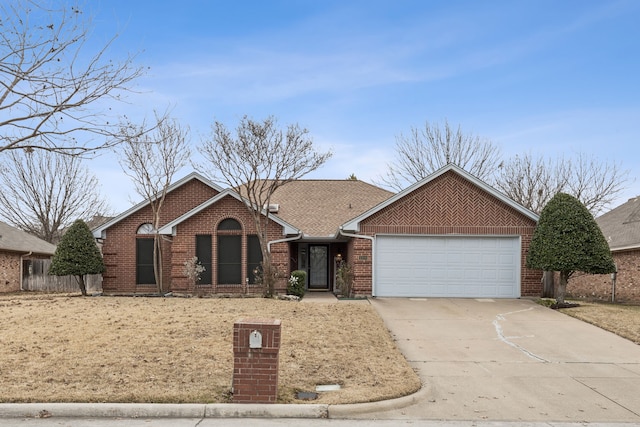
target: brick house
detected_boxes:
[93,165,543,297]
[0,221,57,293]
[569,196,640,303]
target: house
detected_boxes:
[93,164,543,298]
[569,196,640,303]
[0,221,57,293]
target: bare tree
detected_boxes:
[377,119,502,191]
[0,1,143,155]
[495,152,629,216]
[492,153,566,215]
[0,149,108,243]
[563,152,630,217]
[496,152,629,298]
[197,115,332,297]
[117,113,191,294]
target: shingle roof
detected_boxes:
[596,196,640,251]
[0,221,56,255]
[266,180,394,237]
[157,188,300,236]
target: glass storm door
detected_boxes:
[308,245,329,290]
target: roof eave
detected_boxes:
[610,244,640,252]
[157,189,301,237]
[92,172,223,239]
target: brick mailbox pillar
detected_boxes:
[232,318,281,403]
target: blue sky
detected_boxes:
[84,0,640,213]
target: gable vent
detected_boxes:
[264,204,279,213]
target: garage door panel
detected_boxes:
[376,235,520,298]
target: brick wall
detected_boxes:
[0,251,20,293]
[101,179,218,294]
[0,252,53,293]
[568,249,640,303]
[169,195,289,295]
[346,238,373,297]
[354,171,542,296]
[232,319,281,403]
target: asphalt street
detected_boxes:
[2,419,640,427]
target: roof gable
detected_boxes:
[596,196,640,251]
[0,222,56,255]
[92,172,223,239]
[157,189,300,236]
[266,180,393,237]
[342,164,538,232]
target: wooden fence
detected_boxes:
[22,259,103,293]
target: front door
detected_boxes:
[308,245,329,290]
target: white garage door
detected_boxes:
[375,235,520,298]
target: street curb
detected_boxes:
[206,403,328,418]
[0,402,329,419]
[0,403,207,419]
[0,386,425,419]
[329,384,429,418]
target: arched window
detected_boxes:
[218,218,241,231]
[137,223,155,234]
[198,218,262,287]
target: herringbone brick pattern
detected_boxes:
[363,171,533,229]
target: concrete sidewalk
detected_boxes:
[350,298,640,423]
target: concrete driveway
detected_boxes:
[358,298,640,423]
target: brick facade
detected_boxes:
[99,169,543,298]
[0,252,52,293]
[101,178,218,294]
[351,171,542,297]
[568,249,640,303]
[100,178,290,295]
[168,195,289,295]
[232,319,281,403]
[346,238,373,296]
[0,251,21,293]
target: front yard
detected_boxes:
[559,301,640,344]
[0,294,421,404]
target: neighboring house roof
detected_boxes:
[267,180,394,238]
[341,164,539,232]
[0,221,56,255]
[596,196,640,252]
[85,215,114,230]
[92,172,223,239]
[157,188,301,236]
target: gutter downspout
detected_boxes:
[267,232,303,286]
[267,232,303,254]
[265,232,303,293]
[338,228,376,297]
[19,251,32,291]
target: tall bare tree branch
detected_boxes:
[116,112,191,293]
[376,119,502,191]
[197,115,332,296]
[0,149,108,243]
[0,1,144,156]
[495,152,629,216]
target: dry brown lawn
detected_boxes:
[0,293,420,404]
[559,301,640,344]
